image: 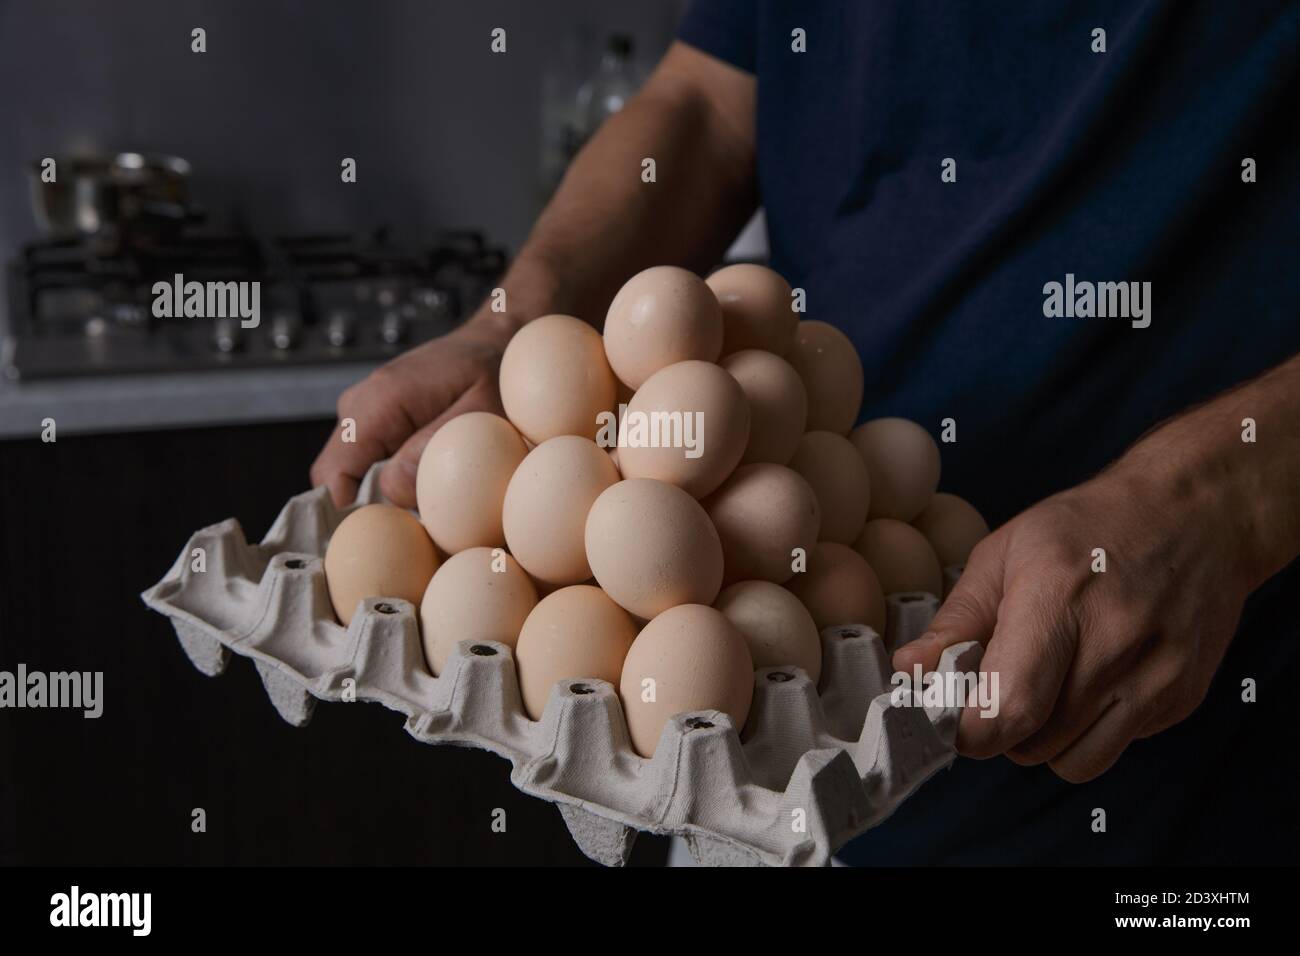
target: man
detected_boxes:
[313,1,1300,863]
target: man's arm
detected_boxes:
[311,42,758,506]
[897,351,1300,781]
[1115,353,1300,589]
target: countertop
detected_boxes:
[0,361,377,439]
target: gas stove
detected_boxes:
[3,228,506,380]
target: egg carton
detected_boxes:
[141,464,983,867]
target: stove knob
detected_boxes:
[380,309,406,345]
[325,309,356,347]
[110,303,146,327]
[268,311,301,351]
[413,286,449,314]
[212,317,243,353]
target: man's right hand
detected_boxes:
[309,314,515,509]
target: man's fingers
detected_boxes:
[309,368,423,505]
[378,377,504,508]
[1046,694,1141,783]
[1050,635,1210,781]
[324,470,360,510]
[1134,634,1211,739]
[310,416,375,507]
[1005,687,1114,768]
[1006,630,1146,766]
[956,581,1078,758]
[892,533,1005,673]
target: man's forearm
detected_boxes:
[1113,352,1300,591]
[467,42,758,340]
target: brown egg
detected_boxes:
[714,580,821,683]
[502,436,620,587]
[849,417,941,521]
[787,430,872,545]
[324,504,439,626]
[499,314,618,444]
[618,604,754,757]
[785,321,864,434]
[515,585,637,720]
[853,518,943,596]
[415,411,528,554]
[603,266,723,390]
[706,263,797,356]
[704,464,820,585]
[617,360,750,499]
[419,546,537,676]
[912,492,990,566]
[786,542,886,634]
[721,349,807,465]
[584,478,724,619]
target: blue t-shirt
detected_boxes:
[680,0,1299,864]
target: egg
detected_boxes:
[585,478,724,619]
[714,580,821,683]
[721,349,807,465]
[704,463,820,585]
[324,504,439,626]
[787,430,872,544]
[786,542,886,634]
[705,263,797,356]
[912,492,990,566]
[853,518,943,596]
[785,321,864,434]
[849,417,941,521]
[415,412,529,554]
[502,436,621,587]
[419,546,538,676]
[618,604,754,757]
[603,266,723,390]
[616,360,750,499]
[514,585,637,720]
[499,314,618,444]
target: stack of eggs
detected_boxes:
[322,265,989,758]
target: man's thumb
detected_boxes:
[892,534,1003,672]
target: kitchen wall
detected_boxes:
[0,0,686,257]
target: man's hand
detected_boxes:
[894,354,1300,782]
[895,469,1250,783]
[309,315,514,508]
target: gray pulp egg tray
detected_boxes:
[141,464,983,867]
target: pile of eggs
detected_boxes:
[322,264,989,758]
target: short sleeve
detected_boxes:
[676,0,757,74]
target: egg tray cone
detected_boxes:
[141,464,984,867]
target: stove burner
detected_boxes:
[4,227,506,380]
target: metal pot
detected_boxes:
[28,152,196,237]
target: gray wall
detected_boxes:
[0,0,685,257]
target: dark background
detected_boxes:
[0,421,669,866]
